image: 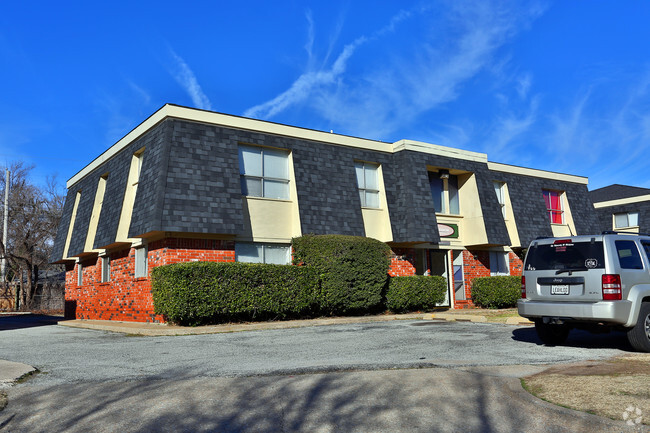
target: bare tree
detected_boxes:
[0,162,65,309]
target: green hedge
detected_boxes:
[470,275,522,309]
[386,276,447,313]
[151,261,319,325]
[292,234,391,315]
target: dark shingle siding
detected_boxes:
[594,201,650,233]
[489,170,598,247]
[51,115,600,262]
[590,184,650,203]
[158,121,244,234]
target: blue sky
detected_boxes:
[2,1,650,191]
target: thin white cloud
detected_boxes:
[170,50,212,111]
[244,1,547,141]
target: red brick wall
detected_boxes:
[64,237,235,322]
[388,248,418,276]
[461,250,523,307]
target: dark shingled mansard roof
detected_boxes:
[589,184,650,203]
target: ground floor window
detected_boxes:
[489,251,509,276]
[235,243,291,264]
[100,256,110,283]
[134,246,148,278]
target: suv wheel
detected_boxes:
[627,302,650,353]
[535,320,570,346]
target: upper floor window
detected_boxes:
[355,162,380,208]
[543,189,563,224]
[235,242,290,265]
[614,211,638,229]
[429,170,459,214]
[238,145,289,200]
[493,181,506,218]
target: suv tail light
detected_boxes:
[602,274,622,300]
[521,276,526,298]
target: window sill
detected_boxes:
[242,195,292,203]
[361,206,383,211]
[613,226,639,230]
[435,213,463,219]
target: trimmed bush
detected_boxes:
[386,276,447,313]
[292,234,391,315]
[470,275,522,309]
[151,261,319,325]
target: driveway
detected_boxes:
[0,317,639,432]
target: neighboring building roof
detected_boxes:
[590,184,650,204]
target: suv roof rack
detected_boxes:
[602,230,650,236]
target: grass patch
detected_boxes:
[0,391,6,411]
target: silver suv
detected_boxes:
[518,232,650,352]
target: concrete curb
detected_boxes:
[0,360,36,387]
[57,311,534,336]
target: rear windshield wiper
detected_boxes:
[555,268,585,275]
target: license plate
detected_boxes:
[551,284,570,295]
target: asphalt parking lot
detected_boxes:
[0,316,640,432]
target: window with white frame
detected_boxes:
[100,256,110,283]
[493,181,506,218]
[489,251,509,276]
[543,189,564,224]
[238,145,290,200]
[354,162,380,208]
[77,263,83,286]
[429,171,459,214]
[235,243,291,265]
[614,211,639,229]
[134,246,148,278]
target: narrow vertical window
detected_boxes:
[429,170,460,215]
[355,162,380,208]
[493,181,506,218]
[134,246,148,278]
[543,190,564,224]
[238,145,290,199]
[101,256,110,283]
[77,263,83,286]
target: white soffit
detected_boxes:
[593,194,650,208]
[392,139,488,163]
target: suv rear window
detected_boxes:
[615,240,643,269]
[525,240,605,271]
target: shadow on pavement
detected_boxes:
[511,326,635,352]
[0,314,63,331]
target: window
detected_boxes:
[100,256,110,283]
[493,181,506,218]
[429,171,459,214]
[615,240,643,269]
[134,246,148,278]
[355,162,380,208]
[77,263,83,286]
[238,145,290,200]
[614,212,638,229]
[489,251,509,276]
[235,243,290,264]
[543,190,563,224]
